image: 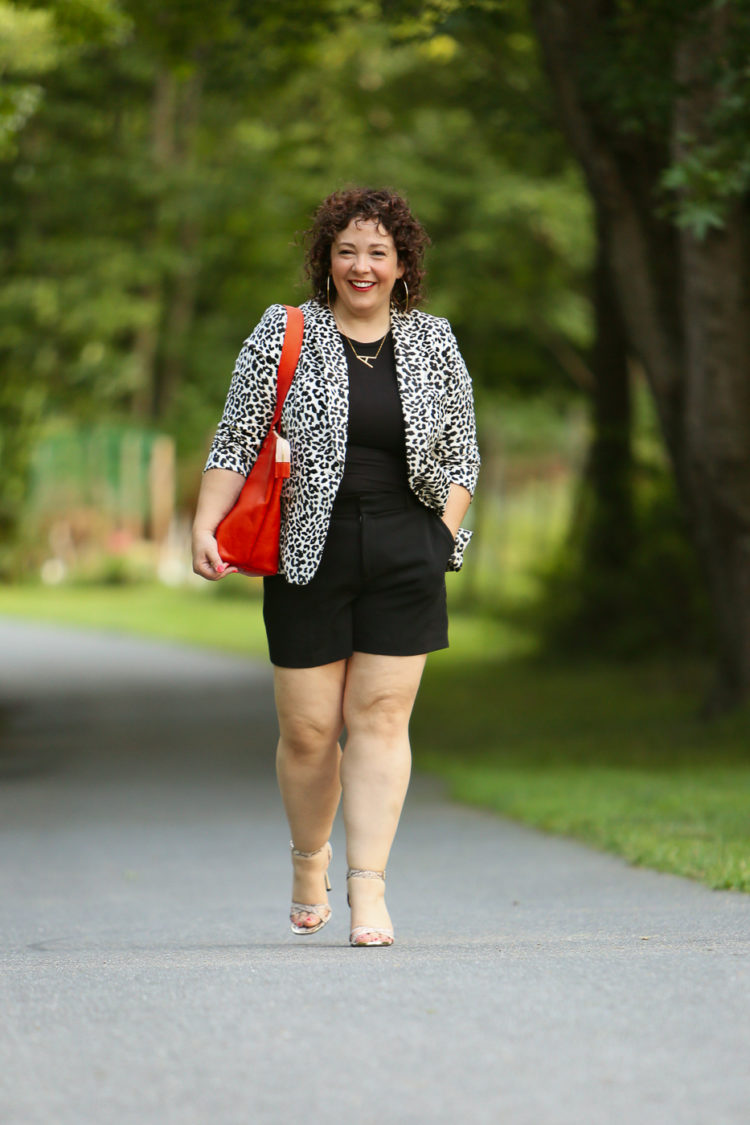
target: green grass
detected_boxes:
[0,582,532,663]
[412,656,750,892]
[1,582,749,892]
[0,582,271,658]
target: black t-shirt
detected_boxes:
[337,330,409,497]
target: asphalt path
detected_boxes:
[1,617,749,1125]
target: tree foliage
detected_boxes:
[530,0,750,709]
[0,0,590,562]
[5,0,746,711]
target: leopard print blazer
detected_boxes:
[205,299,480,585]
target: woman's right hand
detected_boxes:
[191,528,237,581]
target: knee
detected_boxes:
[280,713,341,759]
[344,691,411,742]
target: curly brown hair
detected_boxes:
[303,187,430,311]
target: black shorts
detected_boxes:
[262,491,454,668]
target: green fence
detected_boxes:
[29,423,175,543]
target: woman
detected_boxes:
[192,187,479,947]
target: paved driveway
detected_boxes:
[1,618,749,1124]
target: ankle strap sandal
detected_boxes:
[346,868,394,948]
[289,841,332,936]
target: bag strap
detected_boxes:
[271,305,304,428]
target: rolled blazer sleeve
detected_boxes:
[435,322,481,497]
[203,305,286,477]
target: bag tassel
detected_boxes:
[275,433,291,479]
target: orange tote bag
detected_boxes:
[215,305,304,576]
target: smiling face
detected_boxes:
[329,217,404,330]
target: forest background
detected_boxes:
[2,1,750,888]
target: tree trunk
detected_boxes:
[673,24,750,709]
[583,227,633,573]
[680,210,750,706]
[531,0,750,707]
[132,68,204,422]
[131,69,175,420]
[152,70,203,420]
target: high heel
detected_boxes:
[290,841,332,935]
[346,868,394,947]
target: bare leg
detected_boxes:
[274,661,346,929]
[341,652,427,940]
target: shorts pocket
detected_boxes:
[431,511,456,554]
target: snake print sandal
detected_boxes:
[289,841,332,935]
[347,867,394,947]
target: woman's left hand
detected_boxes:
[441,483,471,541]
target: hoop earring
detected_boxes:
[326,275,334,310]
[393,277,410,313]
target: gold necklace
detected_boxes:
[341,329,390,369]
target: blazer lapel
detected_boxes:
[300,300,349,463]
[391,308,427,428]
[302,300,348,384]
